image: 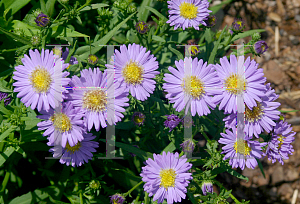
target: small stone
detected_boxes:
[271,165,284,184]
[295,14,300,22]
[292,38,299,45]
[285,168,299,181]
[268,12,281,22]
[278,183,293,200]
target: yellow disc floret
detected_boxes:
[30,66,52,93]
[179,2,198,19]
[234,139,251,156]
[82,90,107,112]
[182,75,205,99]
[160,169,176,189]
[224,73,246,95]
[122,60,144,85]
[65,141,81,154]
[245,102,264,123]
[50,113,72,132]
[277,134,285,149]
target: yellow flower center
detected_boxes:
[65,141,81,154]
[189,46,199,56]
[236,20,243,27]
[277,134,285,149]
[82,90,107,112]
[181,75,205,99]
[179,2,198,19]
[160,169,176,189]
[245,102,264,123]
[52,48,61,56]
[122,61,144,85]
[29,66,52,93]
[224,73,246,95]
[134,115,144,124]
[234,139,251,156]
[50,113,72,132]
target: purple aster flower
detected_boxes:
[132,112,145,126]
[35,12,50,27]
[0,92,11,106]
[188,43,200,56]
[166,0,212,30]
[232,18,245,32]
[88,54,98,65]
[204,15,217,27]
[140,151,193,203]
[37,102,86,148]
[50,132,99,167]
[109,193,125,204]
[163,57,222,116]
[135,21,149,34]
[254,40,269,55]
[66,68,129,131]
[223,83,281,138]
[265,120,296,165]
[62,48,78,67]
[13,49,70,112]
[201,181,213,195]
[164,114,181,132]
[105,43,159,101]
[181,115,194,128]
[218,127,266,170]
[213,55,267,114]
[180,139,195,153]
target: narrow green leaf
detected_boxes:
[256,159,266,178]
[0,26,30,45]
[208,26,226,64]
[40,0,47,14]
[4,0,30,15]
[231,29,265,42]
[46,0,56,17]
[161,141,176,154]
[152,35,166,43]
[76,12,136,59]
[0,102,12,115]
[204,28,212,44]
[137,0,152,22]
[79,3,109,11]
[279,109,299,113]
[144,6,168,22]
[0,146,15,167]
[8,189,49,204]
[0,126,17,142]
[168,44,183,60]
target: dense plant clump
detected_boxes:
[0,0,294,203]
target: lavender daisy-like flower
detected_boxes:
[164,114,181,132]
[37,102,86,147]
[163,57,222,116]
[213,55,267,114]
[254,40,269,55]
[35,12,50,27]
[180,139,195,153]
[0,92,11,106]
[266,120,296,165]
[218,127,266,170]
[132,112,145,126]
[105,43,159,101]
[223,83,281,138]
[13,49,70,112]
[135,21,149,34]
[201,181,213,195]
[109,193,125,204]
[232,18,245,32]
[62,48,78,67]
[166,0,212,30]
[88,54,98,65]
[50,132,99,167]
[140,151,193,204]
[67,68,129,131]
[204,15,217,27]
[188,43,200,56]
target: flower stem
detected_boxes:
[123,181,144,198]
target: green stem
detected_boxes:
[199,125,210,141]
[214,180,242,204]
[123,181,144,197]
[0,171,10,193]
[79,191,83,204]
[77,0,92,12]
[153,45,164,55]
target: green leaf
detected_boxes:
[231,29,265,43]
[76,12,136,59]
[115,121,135,130]
[144,6,168,22]
[137,0,152,22]
[0,146,15,167]
[209,0,233,15]
[208,26,226,64]
[279,109,299,113]
[161,141,176,154]
[20,117,41,130]
[8,189,49,204]
[0,102,12,115]
[40,0,47,14]
[152,35,166,43]
[0,26,30,45]
[0,82,12,93]
[79,3,109,11]
[46,0,56,17]
[204,28,212,44]
[2,0,30,15]
[168,44,183,60]
[0,126,17,142]
[256,159,266,178]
